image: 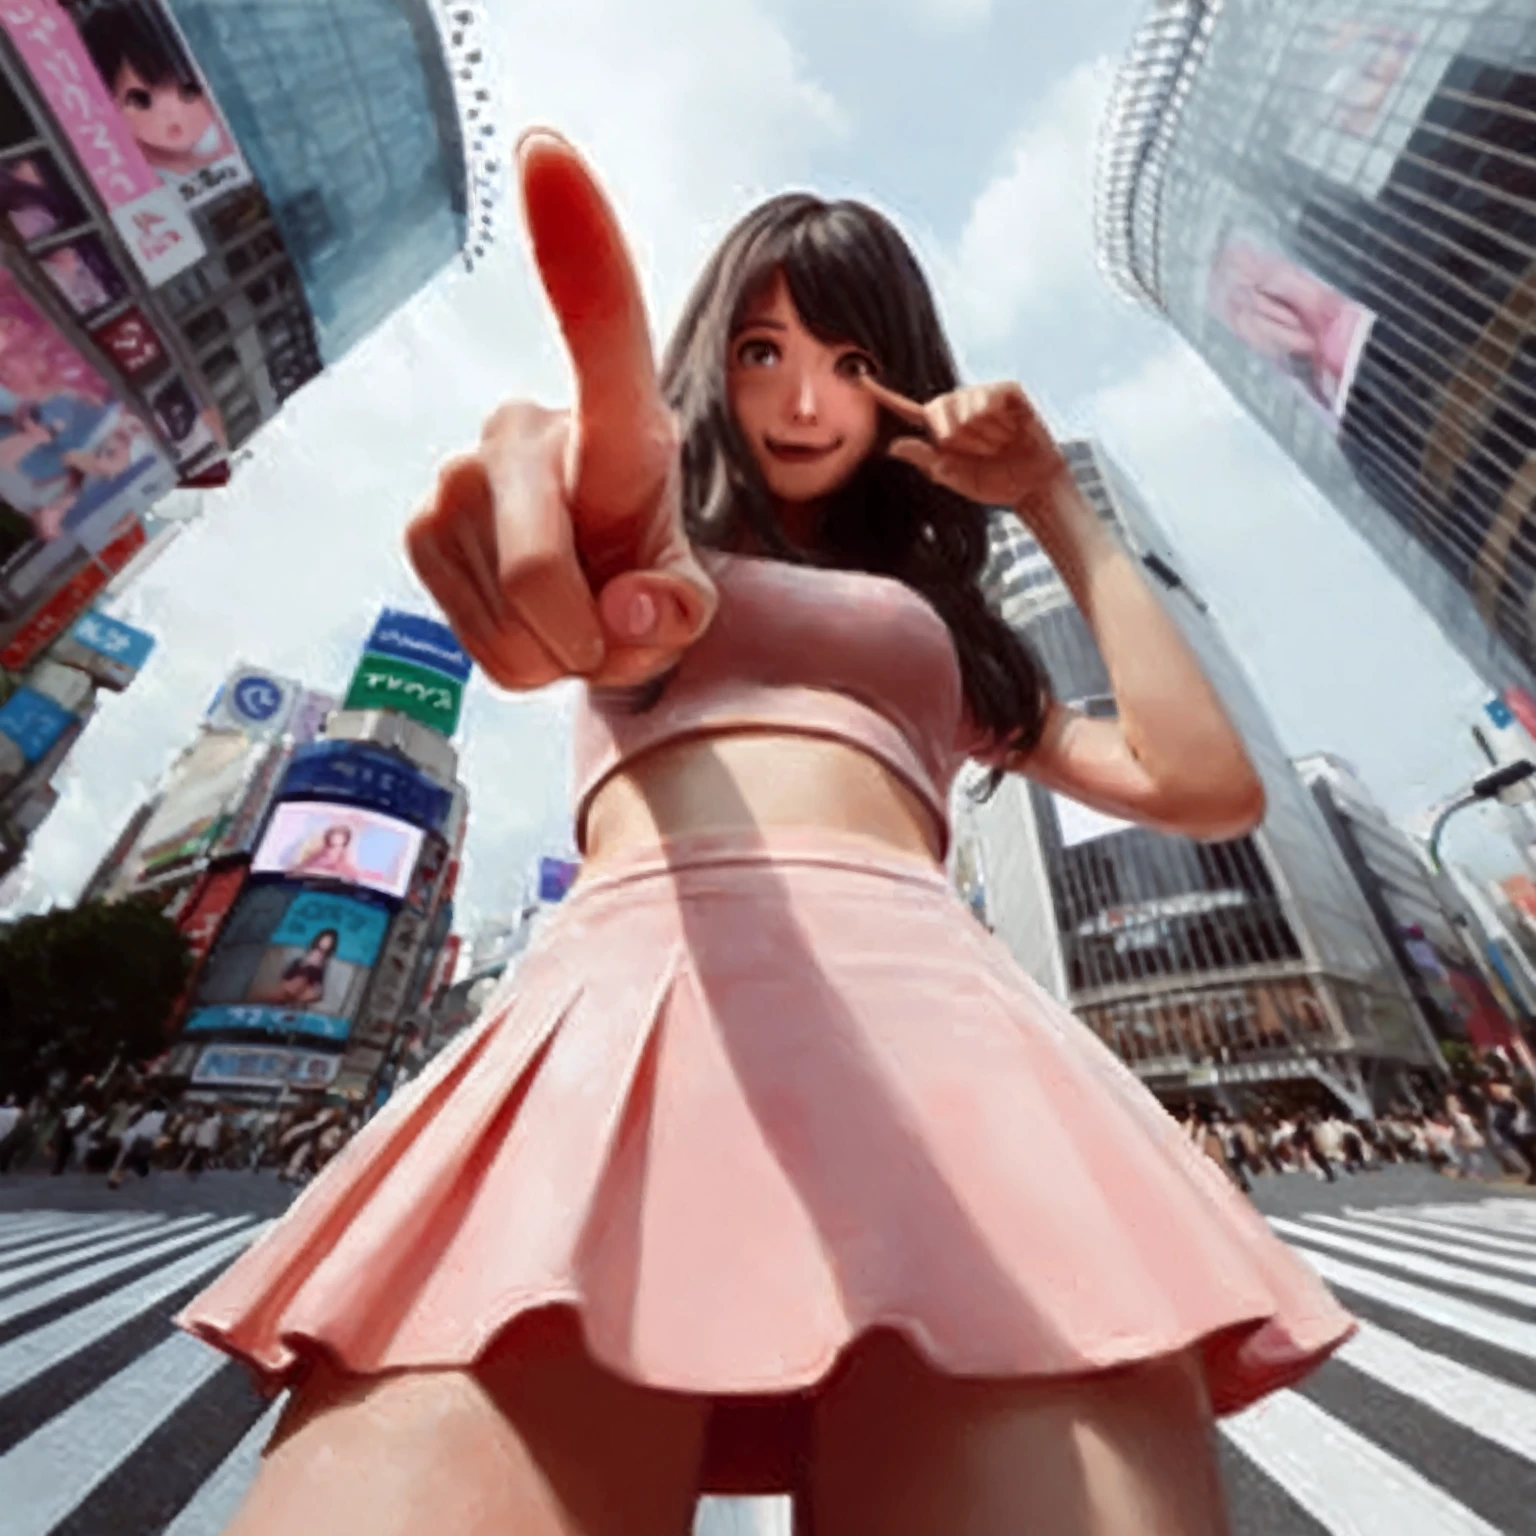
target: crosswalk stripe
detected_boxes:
[0,1330,229,1536]
[1220,1390,1504,1534]
[0,1222,266,1396]
[1297,1246,1536,1360]
[0,1215,251,1330]
[0,1214,103,1251]
[1303,1213,1536,1277]
[0,1214,208,1289]
[1336,1320,1536,1460]
[1414,1202,1536,1235]
[1272,1216,1536,1309]
[1344,1208,1536,1258]
[0,1214,171,1276]
[161,1398,283,1536]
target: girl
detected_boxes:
[178,133,1355,1535]
[270,928,340,1011]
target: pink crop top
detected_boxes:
[571,553,1008,854]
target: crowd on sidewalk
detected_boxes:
[1180,1044,1536,1195]
[0,1075,365,1188]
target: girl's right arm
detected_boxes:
[405,130,714,694]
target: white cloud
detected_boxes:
[903,0,994,25]
[10,0,846,932]
[943,57,1116,351]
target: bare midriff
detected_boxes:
[581,730,945,873]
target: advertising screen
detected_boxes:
[252,801,424,900]
[364,609,473,682]
[0,269,174,611]
[1205,229,1376,431]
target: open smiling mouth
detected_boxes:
[765,437,842,462]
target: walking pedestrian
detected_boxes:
[0,1094,21,1173]
[107,1097,168,1189]
[51,1086,94,1176]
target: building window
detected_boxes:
[182,307,230,349]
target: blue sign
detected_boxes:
[365,609,472,683]
[1486,697,1516,730]
[233,674,286,723]
[183,1004,351,1043]
[278,741,452,831]
[0,688,76,764]
[69,611,155,671]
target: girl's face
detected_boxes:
[324,827,351,850]
[111,65,213,156]
[727,271,881,514]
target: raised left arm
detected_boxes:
[1012,477,1265,842]
[862,374,1266,842]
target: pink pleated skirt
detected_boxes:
[176,828,1354,1484]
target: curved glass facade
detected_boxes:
[167,0,468,363]
[959,442,1435,1110]
[1097,0,1536,698]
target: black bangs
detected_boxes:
[728,200,961,405]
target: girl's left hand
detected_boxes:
[862,376,1070,512]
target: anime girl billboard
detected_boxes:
[64,0,252,212]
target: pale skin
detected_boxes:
[225,131,1250,1535]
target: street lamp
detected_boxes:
[1426,759,1536,874]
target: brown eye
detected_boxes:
[125,88,153,111]
[837,352,877,379]
[736,338,779,368]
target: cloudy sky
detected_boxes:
[5,0,1524,931]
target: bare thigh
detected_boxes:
[223,1313,708,1536]
[810,1331,1231,1536]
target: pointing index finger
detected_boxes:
[859,374,933,431]
[517,130,667,517]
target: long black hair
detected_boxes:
[657,192,1052,773]
[68,0,202,98]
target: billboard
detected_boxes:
[205,667,297,739]
[278,740,452,831]
[188,885,391,1046]
[0,513,146,668]
[345,609,471,738]
[0,268,173,591]
[251,801,424,900]
[344,652,465,737]
[62,0,253,213]
[176,861,245,969]
[288,689,336,747]
[47,607,153,689]
[1205,230,1375,430]
[0,0,204,285]
[363,609,473,683]
[0,682,73,762]
[190,1043,340,1090]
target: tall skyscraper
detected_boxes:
[1096,0,1536,695]
[957,441,1440,1114]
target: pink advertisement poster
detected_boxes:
[0,0,202,283]
[0,267,172,571]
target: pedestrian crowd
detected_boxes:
[1181,1044,1536,1195]
[0,1075,364,1189]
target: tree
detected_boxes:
[0,899,192,1095]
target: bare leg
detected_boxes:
[811,1330,1231,1536]
[224,1313,707,1536]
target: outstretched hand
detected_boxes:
[862,376,1070,515]
[407,131,716,690]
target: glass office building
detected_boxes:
[956,441,1438,1113]
[167,0,472,363]
[1096,0,1536,697]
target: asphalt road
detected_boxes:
[0,1161,1532,1534]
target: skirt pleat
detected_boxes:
[177,829,1355,1420]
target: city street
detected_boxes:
[0,1166,1533,1533]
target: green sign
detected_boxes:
[343,652,464,736]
